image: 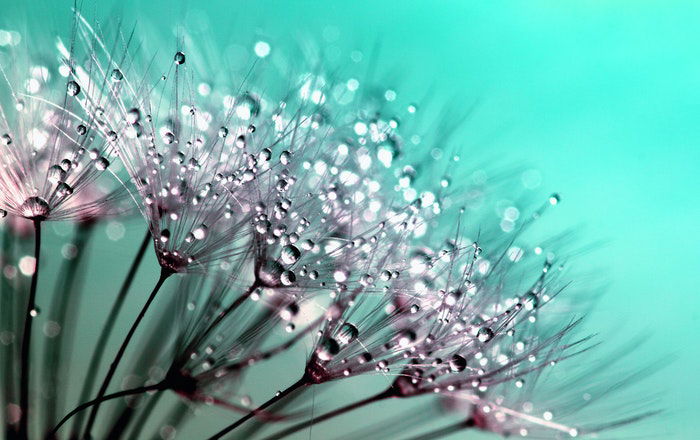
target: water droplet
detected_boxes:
[66,81,80,96]
[218,127,229,138]
[174,51,186,65]
[20,197,49,219]
[1,133,11,145]
[279,150,291,165]
[29,307,41,317]
[449,354,467,372]
[0,209,6,218]
[477,327,494,343]
[48,165,66,184]
[160,229,170,243]
[280,303,299,321]
[111,69,124,81]
[336,323,358,345]
[127,108,141,124]
[316,338,340,361]
[56,182,73,197]
[76,125,87,135]
[192,224,208,240]
[396,329,416,348]
[280,245,300,265]
[523,292,539,311]
[162,132,175,145]
[94,157,110,170]
[280,270,296,286]
[549,193,560,205]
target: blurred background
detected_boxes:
[1,0,699,438]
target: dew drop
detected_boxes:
[94,157,110,171]
[20,197,49,219]
[76,125,87,135]
[1,133,11,145]
[160,229,170,243]
[174,51,186,65]
[317,338,340,361]
[477,327,494,343]
[66,81,80,96]
[56,182,73,197]
[192,224,208,240]
[396,329,416,348]
[280,303,299,321]
[449,354,467,372]
[280,270,296,286]
[218,127,229,138]
[523,292,539,311]
[336,323,358,345]
[127,108,141,124]
[279,150,291,165]
[280,245,301,265]
[549,193,560,205]
[111,69,124,81]
[162,132,175,145]
[47,165,66,184]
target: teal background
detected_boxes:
[2,1,699,438]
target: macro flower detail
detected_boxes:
[0,5,669,440]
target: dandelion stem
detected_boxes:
[48,382,165,437]
[400,419,474,440]
[18,219,42,440]
[70,228,150,438]
[206,377,307,440]
[262,388,394,440]
[1,227,17,436]
[82,266,172,439]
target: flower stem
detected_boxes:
[206,377,307,440]
[69,228,150,438]
[262,388,394,440]
[1,227,17,436]
[48,382,165,437]
[82,266,172,439]
[17,219,42,440]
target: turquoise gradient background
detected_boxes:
[2,1,699,439]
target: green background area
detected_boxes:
[1,1,698,438]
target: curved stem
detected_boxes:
[69,228,150,438]
[262,388,393,440]
[1,227,17,436]
[48,382,165,437]
[82,267,172,438]
[18,220,42,440]
[206,377,307,440]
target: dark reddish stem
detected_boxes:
[17,219,42,440]
[262,388,394,440]
[69,228,150,438]
[48,382,165,437]
[206,377,308,439]
[82,267,172,438]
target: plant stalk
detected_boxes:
[206,377,307,440]
[69,228,150,438]
[82,266,172,438]
[262,388,394,440]
[17,219,42,440]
